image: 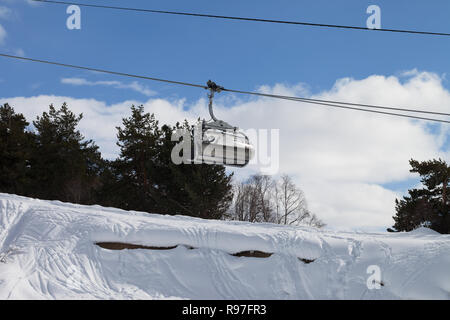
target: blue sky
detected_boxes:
[1,0,450,102]
[1,0,450,230]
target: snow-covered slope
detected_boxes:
[0,193,449,300]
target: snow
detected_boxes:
[408,226,441,236]
[0,193,449,300]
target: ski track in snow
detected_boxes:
[0,193,449,300]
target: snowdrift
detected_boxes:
[0,193,449,300]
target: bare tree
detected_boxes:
[229,174,325,229]
[274,175,309,226]
[232,182,258,222]
[232,182,247,221]
[230,174,275,223]
[305,211,326,228]
[251,175,275,223]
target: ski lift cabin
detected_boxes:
[190,81,255,167]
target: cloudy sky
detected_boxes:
[1,0,449,231]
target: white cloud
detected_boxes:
[30,82,41,90]
[0,0,39,6]
[0,23,6,44]
[0,0,37,5]
[300,181,400,232]
[0,4,11,45]
[1,70,449,231]
[14,48,25,56]
[61,77,157,97]
[0,6,12,19]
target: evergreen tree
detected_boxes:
[391,189,435,232]
[156,122,233,219]
[31,103,102,203]
[113,106,233,219]
[0,103,34,195]
[1,102,234,220]
[92,159,124,208]
[410,159,450,206]
[114,105,162,212]
[390,159,450,233]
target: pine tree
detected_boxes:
[112,106,233,219]
[92,159,123,208]
[31,103,102,203]
[390,159,450,233]
[156,122,233,219]
[410,159,450,206]
[0,103,34,195]
[392,189,435,232]
[114,105,162,212]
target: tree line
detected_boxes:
[2,102,448,232]
[0,102,325,228]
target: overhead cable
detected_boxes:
[1,52,449,124]
[32,0,450,37]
